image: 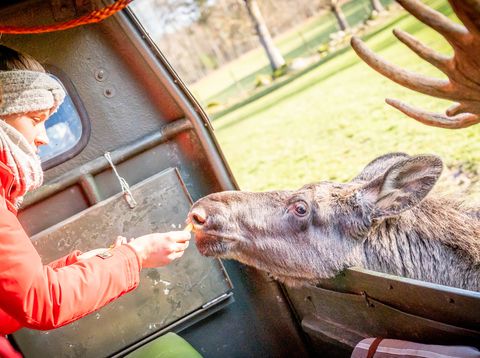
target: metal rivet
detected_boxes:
[95,69,108,82]
[103,87,115,98]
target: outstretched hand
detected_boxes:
[127,231,191,268]
[77,231,191,268]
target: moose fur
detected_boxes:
[188,153,480,291]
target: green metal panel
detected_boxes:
[286,268,480,356]
[13,168,232,358]
[0,1,313,357]
[318,267,480,330]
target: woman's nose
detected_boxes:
[34,122,49,147]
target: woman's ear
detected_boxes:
[358,155,443,219]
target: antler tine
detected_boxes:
[446,103,464,117]
[386,98,480,129]
[396,0,468,44]
[350,37,458,101]
[446,101,480,116]
[392,28,451,75]
[448,0,480,35]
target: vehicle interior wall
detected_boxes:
[0,1,310,357]
[8,2,478,357]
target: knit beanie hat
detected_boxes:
[0,70,66,117]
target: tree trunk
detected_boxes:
[331,2,349,31]
[244,0,285,71]
[370,0,385,13]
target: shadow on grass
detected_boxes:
[283,22,338,60]
[214,50,356,129]
[211,0,453,124]
[211,15,408,122]
[203,0,392,105]
[214,56,359,132]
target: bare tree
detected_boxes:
[370,0,385,13]
[244,0,286,71]
[135,0,365,83]
[330,0,350,31]
[351,0,480,129]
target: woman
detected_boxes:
[0,45,191,342]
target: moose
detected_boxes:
[188,1,480,291]
[188,152,480,291]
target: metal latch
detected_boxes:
[104,152,137,209]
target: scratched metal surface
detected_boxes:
[285,271,480,356]
[12,168,232,358]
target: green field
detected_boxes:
[207,0,480,200]
[190,0,394,107]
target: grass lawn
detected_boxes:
[190,0,393,106]
[210,0,480,200]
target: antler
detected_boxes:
[350,0,480,129]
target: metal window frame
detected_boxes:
[41,65,91,171]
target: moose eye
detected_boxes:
[292,201,309,217]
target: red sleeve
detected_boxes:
[0,336,22,358]
[47,250,82,269]
[0,209,141,331]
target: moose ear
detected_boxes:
[360,155,443,219]
[353,152,410,182]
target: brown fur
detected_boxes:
[189,153,480,290]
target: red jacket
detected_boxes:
[0,161,142,335]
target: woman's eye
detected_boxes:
[293,202,308,216]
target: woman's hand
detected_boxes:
[77,232,191,267]
[127,231,191,268]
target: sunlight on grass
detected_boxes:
[190,0,391,105]
[212,0,480,200]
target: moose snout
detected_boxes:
[189,206,207,229]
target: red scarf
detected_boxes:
[0,120,43,208]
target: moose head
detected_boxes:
[186,153,474,288]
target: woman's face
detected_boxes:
[2,109,50,152]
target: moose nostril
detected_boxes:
[191,207,207,226]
